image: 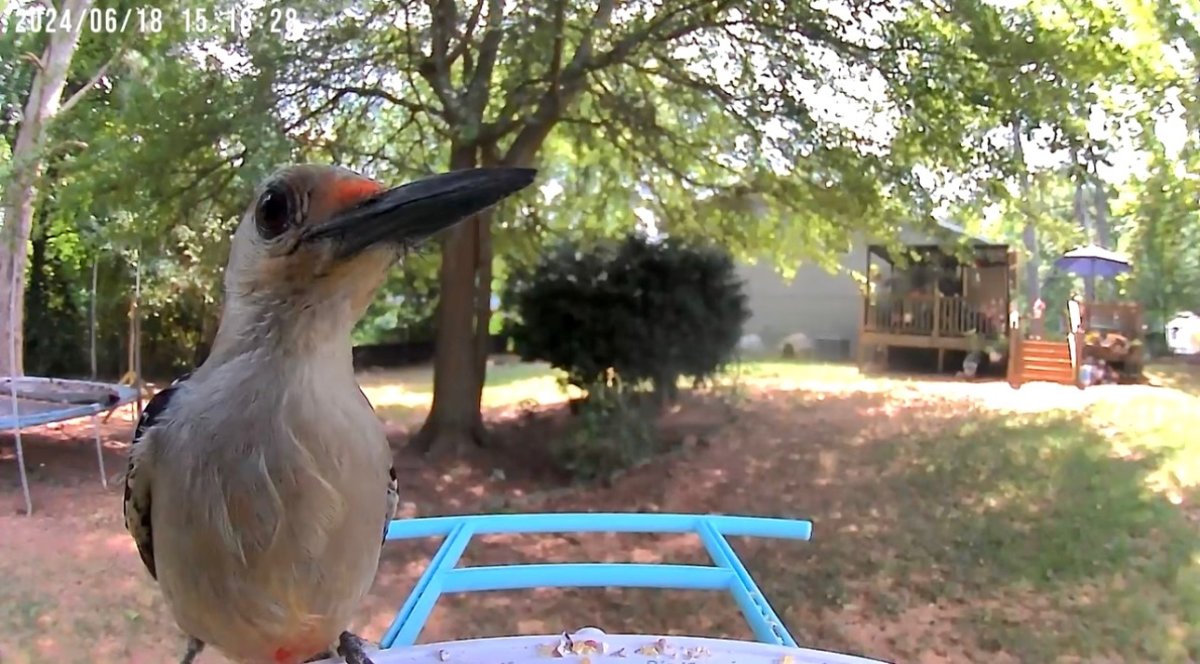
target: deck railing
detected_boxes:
[865,294,1004,338]
[1081,301,1143,338]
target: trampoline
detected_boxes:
[310,512,888,664]
[2,376,139,515]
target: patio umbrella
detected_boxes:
[1052,244,1132,278]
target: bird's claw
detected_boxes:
[180,637,205,664]
[337,631,376,664]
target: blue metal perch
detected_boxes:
[381,512,813,649]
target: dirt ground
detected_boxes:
[1,363,1197,664]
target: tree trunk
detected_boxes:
[1071,150,1095,301]
[90,259,98,379]
[412,145,490,457]
[0,0,95,377]
[1011,118,1041,306]
[1092,177,1111,249]
[472,208,495,411]
[23,226,49,375]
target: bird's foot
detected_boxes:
[180,637,205,664]
[303,652,334,663]
[336,631,376,664]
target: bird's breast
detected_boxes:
[151,371,391,661]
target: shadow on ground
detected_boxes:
[365,384,1200,664]
[1,371,1198,664]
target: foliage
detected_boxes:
[551,383,658,483]
[504,232,748,399]
[1118,136,1200,330]
[353,258,441,345]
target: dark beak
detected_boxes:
[303,167,537,258]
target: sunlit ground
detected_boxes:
[357,360,579,423]
[352,357,1200,661]
[357,359,872,423]
[0,358,1197,663]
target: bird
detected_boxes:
[122,164,537,664]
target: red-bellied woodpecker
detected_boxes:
[123,165,537,664]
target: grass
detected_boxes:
[356,359,862,422]
[357,359,873,418]
[883,409,1199,661]
[722,359,867,386]
[1146,359,1200,397]
[357,361,576,421]
[332,357,1200,661]
[354,356,1200,660]
[2,358,1198,663]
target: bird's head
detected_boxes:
[218,164,536,349]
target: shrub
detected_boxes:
[504,232,750,401]
[551,382,658,482]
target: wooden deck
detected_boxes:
[859,331,975,351]
[862,293,1005,350]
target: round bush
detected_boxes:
[503,233,750,399]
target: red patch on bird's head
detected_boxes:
[331,177,385,210]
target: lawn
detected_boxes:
[0,359,1197,663]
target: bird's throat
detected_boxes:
[204,297,358,371]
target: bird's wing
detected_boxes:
[123,374,190,580]
[384,465,399,545]
[358,384,399,546]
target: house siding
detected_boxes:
[736,245,867,356]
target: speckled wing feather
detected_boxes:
[123,374,190,580]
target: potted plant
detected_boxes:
[966,328,1006,364]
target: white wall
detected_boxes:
[736,245,868,355]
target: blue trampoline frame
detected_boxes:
[1,377,138,515]
[381,513,813,649]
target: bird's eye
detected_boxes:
[255,186,293,240]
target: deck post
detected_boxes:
[858,249,869,372]
[932,287,944,372]
[1073,329,1085,388]
[863,247,871,328]
[932,289,941,338]
[1007,309,1021,389]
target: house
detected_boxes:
[735,246,868,360]
[736,221,1014,368]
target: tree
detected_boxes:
[1,0,113,376]
[5,0,1181,451]
[262,0,949,455]
[883,0,1169,308]
[256,0,1182,456]
[2,0,296,379]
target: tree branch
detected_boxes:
[58,47,126,115]
[283,83,440,135]
[495,0,733,161]
[549,0,567,97]
[418,0,463,122]
[446,0,486,66]
[501,0,619,165]
[462,0,504,128]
